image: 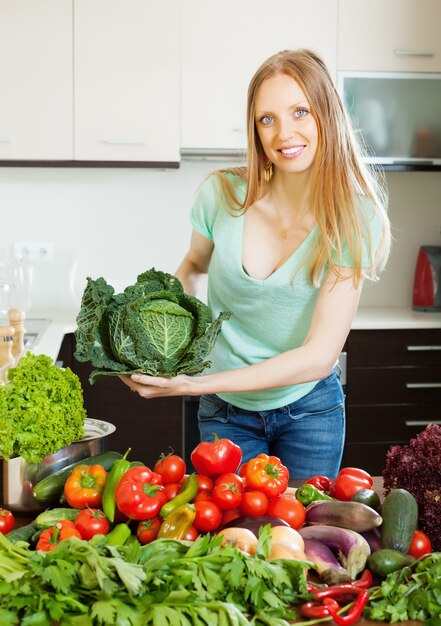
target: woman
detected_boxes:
[124,49,391,478]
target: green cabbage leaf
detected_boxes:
[74,268,230,383]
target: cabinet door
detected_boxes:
[181,0,338,152]
[0,0,73,160]
[74,0,180,164]
[338,0,441,72]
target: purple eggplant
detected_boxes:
[303,537,352,585]
[299,524,371,579]
[360,527,383,553]
[305,500,382,532]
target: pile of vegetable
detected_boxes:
[0,435,440,625]
[383,423,441,550]
[0,352,86,463]
[74,267,229,383]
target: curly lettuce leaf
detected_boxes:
[0,353,86,462]
[74,268,229,384]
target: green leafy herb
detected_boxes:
[74,268,230,383]
[0,353,86,462]
[365,551,441,624]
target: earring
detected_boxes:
[263,159,273,182]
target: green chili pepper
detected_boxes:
[102,448,132,523]
[159,472,199,519]
[105,522,132,546]
[296,483,335,506]
[158,503,196,539]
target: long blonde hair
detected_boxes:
[211,49,391,286]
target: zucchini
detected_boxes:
[34,507,82,529]
[381,488,418,553]
[368,548,415,578]
[33,451,123,503]
[6,521,39,544]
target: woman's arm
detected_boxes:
[175,229,214,296]
[122,266,363,398]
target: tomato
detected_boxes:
[194,500,223,533]
[221,508,241,527]
[163,482,181,501]
[191,437,242,477]
[193,491,213,503]
[329,474,372,501]
[408,530,432,558]
[238,462,248,480]
[305,475,331,492]
[75,508,110,540]
[154,453,186,484]
[195,474,214,494]
[150,471,164,485]
[267,494,306,530]
[212,473,244,511]
[182,525,199,541]
[240,490,269,517]
[137,517,162,544]
[0,508,14,534]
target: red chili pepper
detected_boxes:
[300,597,340,619]
[326,590,369,626]
[352,568,373,589]
[305,475,331,491]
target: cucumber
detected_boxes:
[6,521,39,544]
[368,548,415,578]
[33,451,123,504]
[34,507,82,529]
[380,488,418,553]
[351,488,382,512]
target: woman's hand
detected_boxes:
[119,373,190,398]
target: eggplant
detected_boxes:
[305,500,382,532]
[221,515,289,537]
[299,524,371,579]
[303,537,352,585]
[360,527,383,553]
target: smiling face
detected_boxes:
[254,72,318,176]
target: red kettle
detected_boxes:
[412,245,441,311]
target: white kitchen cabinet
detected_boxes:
[74,0,180,164]
[181,0,338,153]
[0,0,73,161]
[338,0,441,72]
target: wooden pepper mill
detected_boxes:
[0,325,15,383]
[7,307,26,358]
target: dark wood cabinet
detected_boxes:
[58,333,185,467]
[342,328,441,474]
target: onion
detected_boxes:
[269,541,306,560]
[216,527,259,555]
[270,525,305,551]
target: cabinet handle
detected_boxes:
[405,420,441,427]
[100,140,145,145]
[394,49,435,57]
[407,345,441,351]
[406,382,441,389]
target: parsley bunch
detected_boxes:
[0,526,310,626]
[0,352,86,462]
[365,552,441,624]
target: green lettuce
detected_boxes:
[0,353,86,462]
[74,268,229,384]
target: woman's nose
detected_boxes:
[277,118,295,141]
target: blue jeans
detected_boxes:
[197,370,345,479]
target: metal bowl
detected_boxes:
[1,418,116,512]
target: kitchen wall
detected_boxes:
[0,162,440,310]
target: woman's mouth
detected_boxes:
[278,145,306,158]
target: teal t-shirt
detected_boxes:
[191,174,381,411]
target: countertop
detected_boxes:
[27,306,441,363]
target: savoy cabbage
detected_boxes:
[74,268,229,384]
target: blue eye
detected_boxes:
[295,107,310,118]
[259,115,274,125]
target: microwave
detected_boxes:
[338,71,441,169]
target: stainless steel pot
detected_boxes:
[2,418,116,512]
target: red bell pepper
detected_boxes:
[329,467,373,501]
[114,465,167,520]
[64,464,108,509]
[190,436,242,477]
[305,475,331,492]
[36,520,82,552]
[244,453,289,498]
